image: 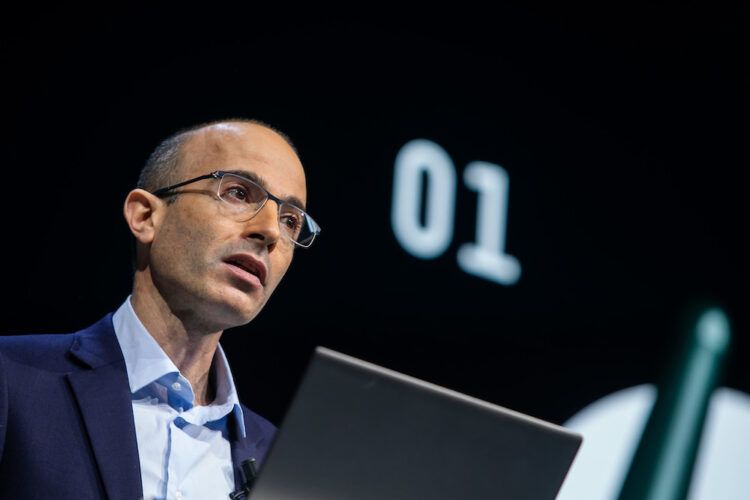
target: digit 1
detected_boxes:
[457,161,521,285]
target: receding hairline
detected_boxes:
[137,118,298,192]
[173,119,298,159]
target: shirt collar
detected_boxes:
[112,296,246,437]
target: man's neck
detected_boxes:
[130,280,222,406]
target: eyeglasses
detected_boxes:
[151,170,321,248]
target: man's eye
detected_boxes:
[281,213,302,231]
[224,186,250,202]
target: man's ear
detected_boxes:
[123,189,163,244]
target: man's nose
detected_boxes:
[245,200,281,247]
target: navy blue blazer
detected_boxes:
[0,314,276,499]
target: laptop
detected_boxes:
[247,347,582,499]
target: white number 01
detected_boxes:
[391,139,521,286]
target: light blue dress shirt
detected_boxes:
[113,297,246,500]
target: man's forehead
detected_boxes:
[179,122,307,202]
[185,122,276,157]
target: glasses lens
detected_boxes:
[217,173,267,218]
[279,204,320,247]
[218,172,320,247]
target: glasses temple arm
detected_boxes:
[150,172,219,197]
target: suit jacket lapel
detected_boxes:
[66,315,143,500]
[230,411,261,491]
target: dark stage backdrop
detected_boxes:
[1,1,747,472]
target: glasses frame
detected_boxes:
[150,170,321,248]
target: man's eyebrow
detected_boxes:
[223,168,267,188]
[223,169,307,211]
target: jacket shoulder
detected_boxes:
[0,332,77,364]
[0,314,114,370]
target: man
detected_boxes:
[0,119,321,499]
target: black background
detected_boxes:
[1,3,747,426]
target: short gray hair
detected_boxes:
[136,118,297,192]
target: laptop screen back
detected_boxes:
[249,347,582,500]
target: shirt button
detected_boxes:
[172,382,182,391]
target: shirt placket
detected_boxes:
[164,375,194,499]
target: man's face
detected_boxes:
[147,123,307,333]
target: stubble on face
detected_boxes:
[145,121,307,335]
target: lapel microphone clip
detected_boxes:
[229,458,258,499]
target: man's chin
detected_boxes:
[217,293,266,327]
[175,289,262,333]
